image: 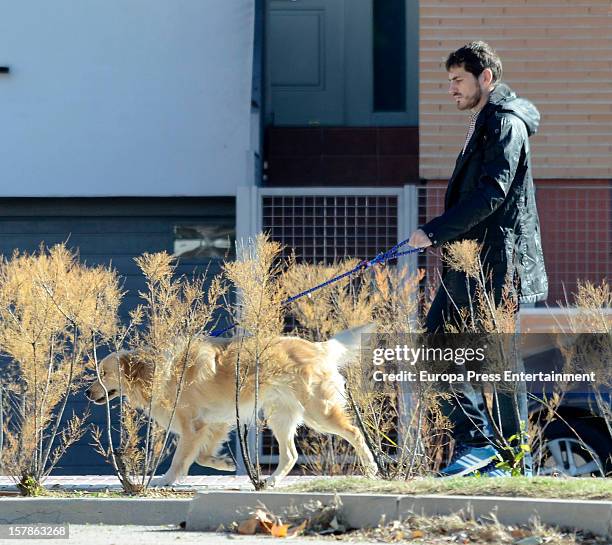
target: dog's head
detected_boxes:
[86,351,152,405]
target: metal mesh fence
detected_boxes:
[262,194,399,264]
[259,192,400,459]
[418,182,612,305]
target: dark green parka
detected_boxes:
[421,83,548,305]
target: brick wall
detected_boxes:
[265,127,418,186]
[419,0,612,180]
[419,180,612,304]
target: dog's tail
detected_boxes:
[327,323,376,368]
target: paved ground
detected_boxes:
[0,475,318,492]
[0,524,372,545]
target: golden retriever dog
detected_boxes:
[86,325,378,487]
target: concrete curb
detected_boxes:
[187,491,612,538]
[2,492,611,538]
[186,492,398,530]
[0,498,191,526]
[398,495,612,538]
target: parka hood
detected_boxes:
[488,83,540,136]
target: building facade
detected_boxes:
[0,0,610,474]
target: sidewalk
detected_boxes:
[0,474,318,492]
[1,476,611,538]
[0,525,374,545]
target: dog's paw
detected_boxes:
[196,454,236,473]
[263,475,281,489]
[149,475,176,487]
[211,456,236,473]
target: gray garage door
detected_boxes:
[0,197,235,475]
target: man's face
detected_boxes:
[448,65,483,111]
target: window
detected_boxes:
[173,225,234,260]
[373,0,406,112]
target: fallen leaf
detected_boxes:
[286,520,308,538]
[390,530,404,541]
[411,529,424,538]
[271,523,291,538]
[253,507,277,534]
[258,520,274,534]
[254,508,274,525]
[237,518,258,535]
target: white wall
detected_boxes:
[0,1,255,196]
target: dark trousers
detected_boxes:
[425,283,532,467]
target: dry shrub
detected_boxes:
[281,259,372,477]
[281,258,371,339]
[222,233,288,489]
[0,244,121,494]
[552,280,612,460]
[371,265,424,336]
[440,243,611,476]
[572,280,612,333]
[442,239,518,334]
[522,280,611,476]
[91,251,226,493]
[283,255,450,478]
[343,264,452,478]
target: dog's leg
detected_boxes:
[195,422,235,472]
[304,405,378,478]
[197,455,235,472]
[264,411,300,488]
[150,419,208,487]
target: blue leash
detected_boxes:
[211,239,424,337]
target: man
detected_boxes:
[408,41,548,476]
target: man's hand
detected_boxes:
[408,228,432,249]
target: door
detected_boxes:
[266,0,417,126]
[267,0,345,125]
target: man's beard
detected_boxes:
[458,87,482,111]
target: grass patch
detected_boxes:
[283,476,612,500]
[5,476,611,500]
[38,488,196,499]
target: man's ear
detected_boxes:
[119,353,152,384]
[479,68,494,88]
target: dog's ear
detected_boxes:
[118,352,152,384]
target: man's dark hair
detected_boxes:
[445,41,503,83]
